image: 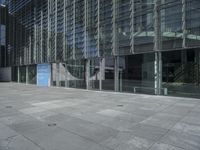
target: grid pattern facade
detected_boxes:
[3,0,200,66]
[1,0,200,98]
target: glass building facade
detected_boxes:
[1,0,200,98]
[0,3,8,67]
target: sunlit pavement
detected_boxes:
[0,83,200,150]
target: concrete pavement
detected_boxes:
[0,83,200,150]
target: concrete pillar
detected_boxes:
[114,56,119,92]
[154,52,162,95]
[26,66,29,84]
[154,0,162,95]
[182,0,186,48]
[86,59,90,90]
[17,66,20,83]
[99,58,102,91]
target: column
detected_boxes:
[154,52,162,95]
[182,0,186,48]
[114,56,119,92]
[26,66,29,84]
[154,0,162,95]
[86,59,90,90]
[99,58,102,91]
[17,66,20,83]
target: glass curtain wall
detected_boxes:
[74,0,85,59]
[102,57,115,91]
[19,66,26,83]
[86,0,98,58]
[66,59,86,89]
[160,0,183,50]
[28,65,36,84]
[185,0,200,47]
[114,0,131,55]
[89,58,100,90]
[134,0,154,53]
[11,66,18,82]
[5,0,200,98]
[162,49,200,98]
[65,0,74,60]
[99,0,112,57]
[0,5,9,67]
[118,53,155,94]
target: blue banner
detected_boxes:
[37,64,51,87]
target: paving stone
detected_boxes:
[45,114,119,143]
[115,136,154,150]
[172,122,200,137]
[141,113,182,129]
[0,83,200,150]
[0,135,42,150]
[149,143,185,150]
[160,131,200,150]
[0,123,19,140]
[129,123,168,141]
[15,125,111,150]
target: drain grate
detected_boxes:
[48,123,57,127]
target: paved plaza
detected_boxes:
[0,83,200,150]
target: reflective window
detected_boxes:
[162,49,200,98]
[118,53,155,94]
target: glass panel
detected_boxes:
[102,57,114,91]
[86,0,98,58]
[56,0,64,61]
[66,59,86,89]
[75,0,85,59]
[185,0,200,47]
[115,0,131,55]
[89,58,100,90]
[162,49,200,98]
[12,66,18,82]
[28,65,36,84]
[134,0,154,53]
[99,0,112,56]
[160,0,183,50]
[66,0,74,60]
[0,25,5,46]
[49,0,56,61]
[119,53,155,94]
[19,66,26,83]
[51,63,57,86]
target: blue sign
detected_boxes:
[37,64,51,87]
